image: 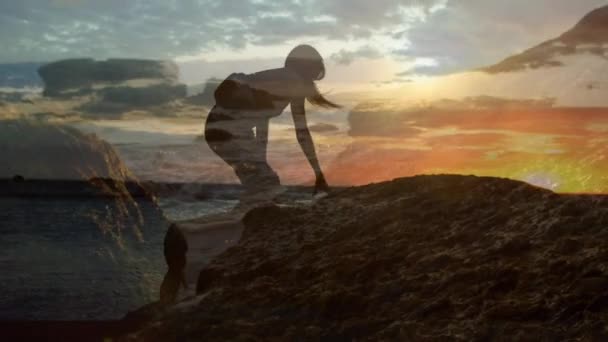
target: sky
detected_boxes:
[3,0,608,194]
[2,0,607,85]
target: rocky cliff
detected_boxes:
[125,175,608,341]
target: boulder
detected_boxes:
[0,119,134,182]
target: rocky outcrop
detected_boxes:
[483,5,608,73]
[0,119,155,198]
[1,120,133,182]
[126,175,608,341]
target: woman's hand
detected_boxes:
[314,173,330,195]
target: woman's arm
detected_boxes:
[291,98,329,193]
[255,118,270,161]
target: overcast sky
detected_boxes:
[2,0,607,84]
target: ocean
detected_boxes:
[0,196,168,320]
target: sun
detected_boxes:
[522,172,561,191]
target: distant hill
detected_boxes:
[0,62,44,88]
[483,5,608,73]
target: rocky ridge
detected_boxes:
[126,175,608,341]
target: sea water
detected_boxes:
[0,197,168,320]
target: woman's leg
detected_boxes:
[250,118,281,190]
[205,108,277,196]
[205,110,284,208]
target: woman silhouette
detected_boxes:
[204,45,339,206]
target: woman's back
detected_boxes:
[246,68,313,101]
[204,44,335,208]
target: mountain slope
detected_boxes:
[126,175,608,341]
[483,5,608,74]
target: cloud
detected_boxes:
[0,0,445,63]
[331,46,383,65]
[394,0,608,75]
[4,0,606,83]
[347,96,561,138]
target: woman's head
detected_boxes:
[285,44,325,81]
[285,44,340,108]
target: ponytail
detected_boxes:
[307,82,341,109]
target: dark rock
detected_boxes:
[126,175,608,341]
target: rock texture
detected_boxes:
[483,5,608,73]
[125,175,608,341]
